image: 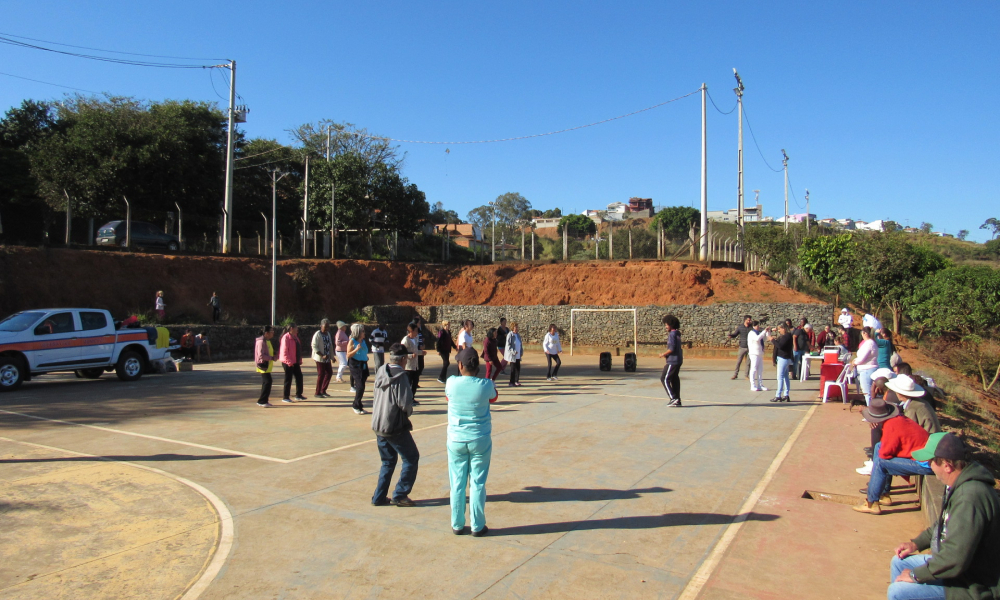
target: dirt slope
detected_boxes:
[0,247,819,323]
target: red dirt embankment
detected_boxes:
[0,247,819,323]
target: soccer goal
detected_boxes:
[569,308,638,356]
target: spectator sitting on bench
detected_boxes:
[180,329,196,361]
[886,433,1000,600]
[886,375,941,435]
[854,398,933,515]
[195,332,211,362]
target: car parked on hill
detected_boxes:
[96,220,179,251]
[0,308,178,392]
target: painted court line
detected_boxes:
[597,393,810,411]
[675,402,818,600]
[0,408,290,464]
[0,436,234,600]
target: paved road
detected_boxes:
[0,355,816,599]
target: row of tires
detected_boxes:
[0,350,146,392]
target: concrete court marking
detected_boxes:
[0,436,234,600]
[0,390,570,465]
[597,392,813,411]
[675,402,819,600]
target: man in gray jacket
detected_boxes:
[728,315,753,380]
[371,343,419,507]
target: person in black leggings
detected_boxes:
[543,324,562,381]
[437,320,457,383]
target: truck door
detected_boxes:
[30,312,81,370]
[78,311,113,366]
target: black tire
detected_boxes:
[115,350,144,382]
[77,368,105,380]
[0,356,25,392]
[167,241,179,252]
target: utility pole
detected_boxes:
[491,202,496,263]
[270,169,289,325]
[326,125,332,161]
[122,196,131,250]
[700,82,708,261]
[782,149,789,232]
[63,189,72,245]
[222,60,236,253]
[805,188,811,234]
[174,202,183,250]
[302,156,309,256]
[734,69,745,253]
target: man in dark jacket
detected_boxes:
[728,315,753,380]
[888,432,1000,600]
[371,344,419,508]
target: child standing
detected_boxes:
[658,315,683,407]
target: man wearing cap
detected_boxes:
[887,374,941,435]
[445,348,498,536]
[855,398,933,514]
[370,343,419,508]
[887,432,1000,600]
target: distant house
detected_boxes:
[819,218,838,228]
[707,204,763,223]
[837,219,856,230]
[628,197,654,218]
[434,223,484,251]
[531,217,561,229]
[605,202,628,222]
[583,210,604,224]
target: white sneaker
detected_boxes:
[257,402,272,408]
[353,408,367,415]
[553,376,559,381]
[281,398,294,403]
[350,387,356,393]
[546,377,552,381]
[864,460,873,467]
[856,465,872,475]
[750,387,760,392]
[759,386,768,391]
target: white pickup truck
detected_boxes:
[0,308,178,392]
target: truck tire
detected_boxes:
[0,357,25,392]
[115,351,144,382]
[77,368,105,380]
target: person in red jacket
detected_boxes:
[854,397,933,514]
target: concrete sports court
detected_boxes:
[0,354,921,599]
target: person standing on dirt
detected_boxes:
[659,315,683,407]
[772,324,793,403]
[347,323,370,415]
[727,315,753,380]
[437,320,458,383]
[255,326,277,407]
[370,322,388,373]
[311,319,334,398]
[885,433,1000,598]
[401,322,425,403]
[154,291,166,322]
[279,324,306,403]
[335,321,350,383]
[207,292,221,323]
[371,343,419,507]
[543,324,562,381]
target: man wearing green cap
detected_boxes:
[887,432,1000,600]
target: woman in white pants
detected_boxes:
[747,321,771,392]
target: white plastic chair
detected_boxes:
[823,363,851,403]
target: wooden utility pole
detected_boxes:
[563,224,568,261]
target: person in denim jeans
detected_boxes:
[772,324,793,402]
[854,327,879,405]
[371,344,419,507]
[445,348,498,536]
[854,398,931,515]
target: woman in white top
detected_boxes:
[154,291,166,321]
[503,322,523,387]
[457,320,475,351]
[542,324,562,381]
[853,326,879,405]
[746,322,771,392]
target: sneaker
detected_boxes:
[295,395,308,400]
[412,400,420,406]
[437,379,446,384]
[856,465,872,475]
[281,398,294,403]
[759,386,768,391]
[471,526,489,537]
[257,402,272,408]
[353,408,367,415]
[515,382,522,386]
[553,376,559,381]
[350,387,356,393]
[667,400,682,407]
[750,387,760,392]
[393,496,416,507]
[546,377,552,381]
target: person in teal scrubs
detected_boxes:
[445,348,498,536]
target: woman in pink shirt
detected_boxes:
[279,323,306,402]
[853,326,879,405]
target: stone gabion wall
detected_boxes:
[368,303,833,349]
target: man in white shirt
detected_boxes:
[838,308,854,329]
[747,321,771,392]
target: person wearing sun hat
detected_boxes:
[887,375,941,435]
[885,432,1000,600]
[854,398,933,515]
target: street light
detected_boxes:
[269,169,290,325]
[490,201,496,262]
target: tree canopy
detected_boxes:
[467,192,532,252]
[558,213,596,238]
[649,206,699,239]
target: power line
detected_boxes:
[0,30,227,61]
[0,35,220,69]
[0,70,101,93]
[235,147,291,162]
[348,89,701,144]
[235,156,296,170]
[741,102,783,173]
[706,89,736,115]
[208,68,227,101]
[787,173,807,210]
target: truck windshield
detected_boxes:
[0,311,46,332]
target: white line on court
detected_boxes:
[0,408,290,463]
[675,402,818,600]
[0,436,234,600]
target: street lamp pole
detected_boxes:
[782,149,789,233]
[270,169,289,325]
[491,203,496,263]
[734,69,745,254]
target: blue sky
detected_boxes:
[2,1,998,240]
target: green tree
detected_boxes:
[649,206,699,239]
[467,192,532,259]
[798,233,854,307]
[428,201,462,224]
[919,222,934,234]
[956,229,969,241]
[981,217,1000,240]
[558,213,596,239]
[289,120,403,170]
[744,224,797,279]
